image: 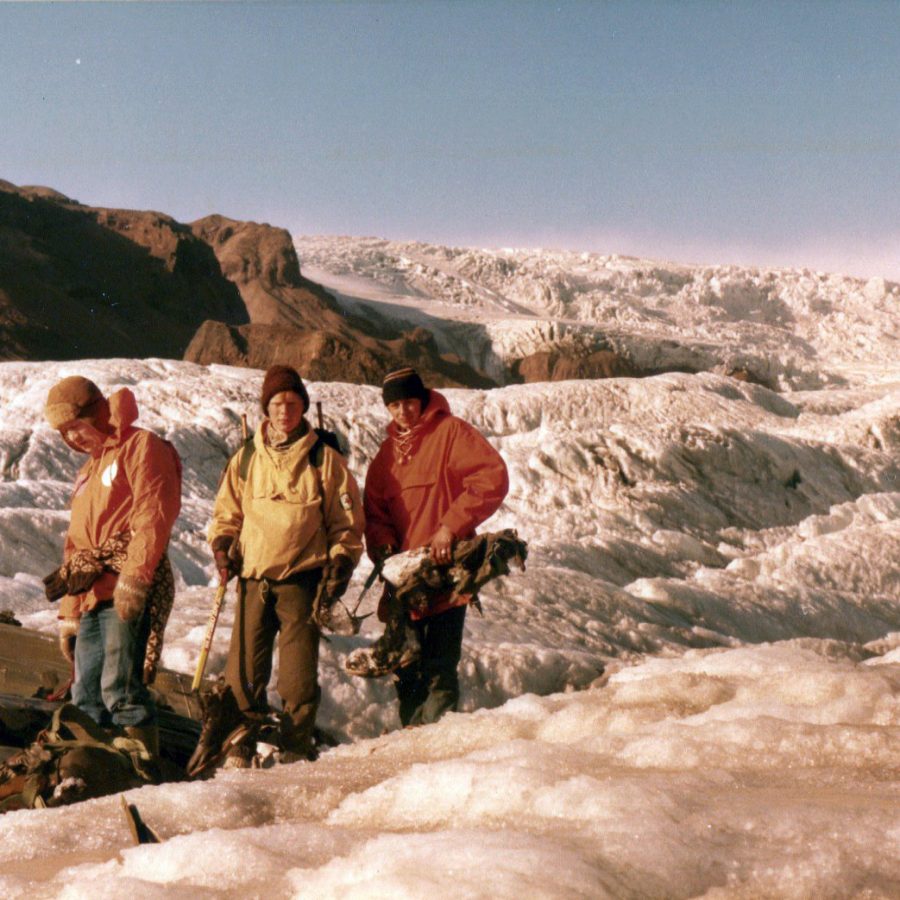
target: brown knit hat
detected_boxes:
[261,365,309,414]
[382,367,429,407]
[44,376,106,430]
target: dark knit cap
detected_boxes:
[382,367,429,407]
[44,376,106,430]
[261,365,310,414]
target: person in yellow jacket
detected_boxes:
[43,376,182,753]
[208,365,364,760]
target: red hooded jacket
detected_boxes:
[364,390,508,618]
[59,388,182,618]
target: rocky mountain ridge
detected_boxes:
[0,181,491,387]
[0,180,246,361]
[5,178,895,393]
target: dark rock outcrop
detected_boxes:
[0,181,247,360]
[185,321,493,389]
[185,215,495,387]
[190,215,338,327]
[515,349,638,383]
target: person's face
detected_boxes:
[267,391,305,434]
[387,397,422,430]
[60,419,107,454]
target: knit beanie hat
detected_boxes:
[382,367,429,407]
[261,365,310,414]
[44,376,106,430]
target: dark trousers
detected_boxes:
[224,570,321,754]
[394,604,467,727]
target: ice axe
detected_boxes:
[191,580,228,692]
[343,558,382,629]
[311,556,380,638]
[192,413,248,692]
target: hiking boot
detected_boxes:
[276,745,318,765]
[185,682,246,779]
[221,731,256,769]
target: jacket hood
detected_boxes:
[61,388,140,455]
[108,388,139,434]
[386,389,451,438]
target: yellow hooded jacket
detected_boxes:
[209,421,364,580]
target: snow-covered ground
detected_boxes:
[1,240,899,896]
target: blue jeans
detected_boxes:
[72,602,155,728]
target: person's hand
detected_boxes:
[429,525,455,565]
[212,536,242,584]
[58,617,79,662]
[311,556,357,632]
[322,554,355,602]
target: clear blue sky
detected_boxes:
[2,1,898,279]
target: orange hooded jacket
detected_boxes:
[363,390,508,618]
[59,388,182,618]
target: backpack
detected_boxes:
[0,704,156,812]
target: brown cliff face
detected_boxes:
[185,321,494,389]
[0,179,495,387]
[515,349,639,383]
[0,181,247,360]
[189,215,340,327]
[185,216,496,387]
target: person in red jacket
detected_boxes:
[364,368,509,726]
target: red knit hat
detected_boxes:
[261,365,309,414]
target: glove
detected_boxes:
[211,536,242,583]
[113,574,151,622]
[59,617,79,662]
[43,568,67,602]
[323,555,355,602]
[311,555,356,632]
[43,567,102,601]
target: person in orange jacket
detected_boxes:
[43,376,182,752]
[364,367,509,726]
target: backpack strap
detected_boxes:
[311,434,325,468]
[310,435,328,508]
[238,435,255,482]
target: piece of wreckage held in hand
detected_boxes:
[344,528,528,679]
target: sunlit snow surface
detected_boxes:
[0,309,899,893]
